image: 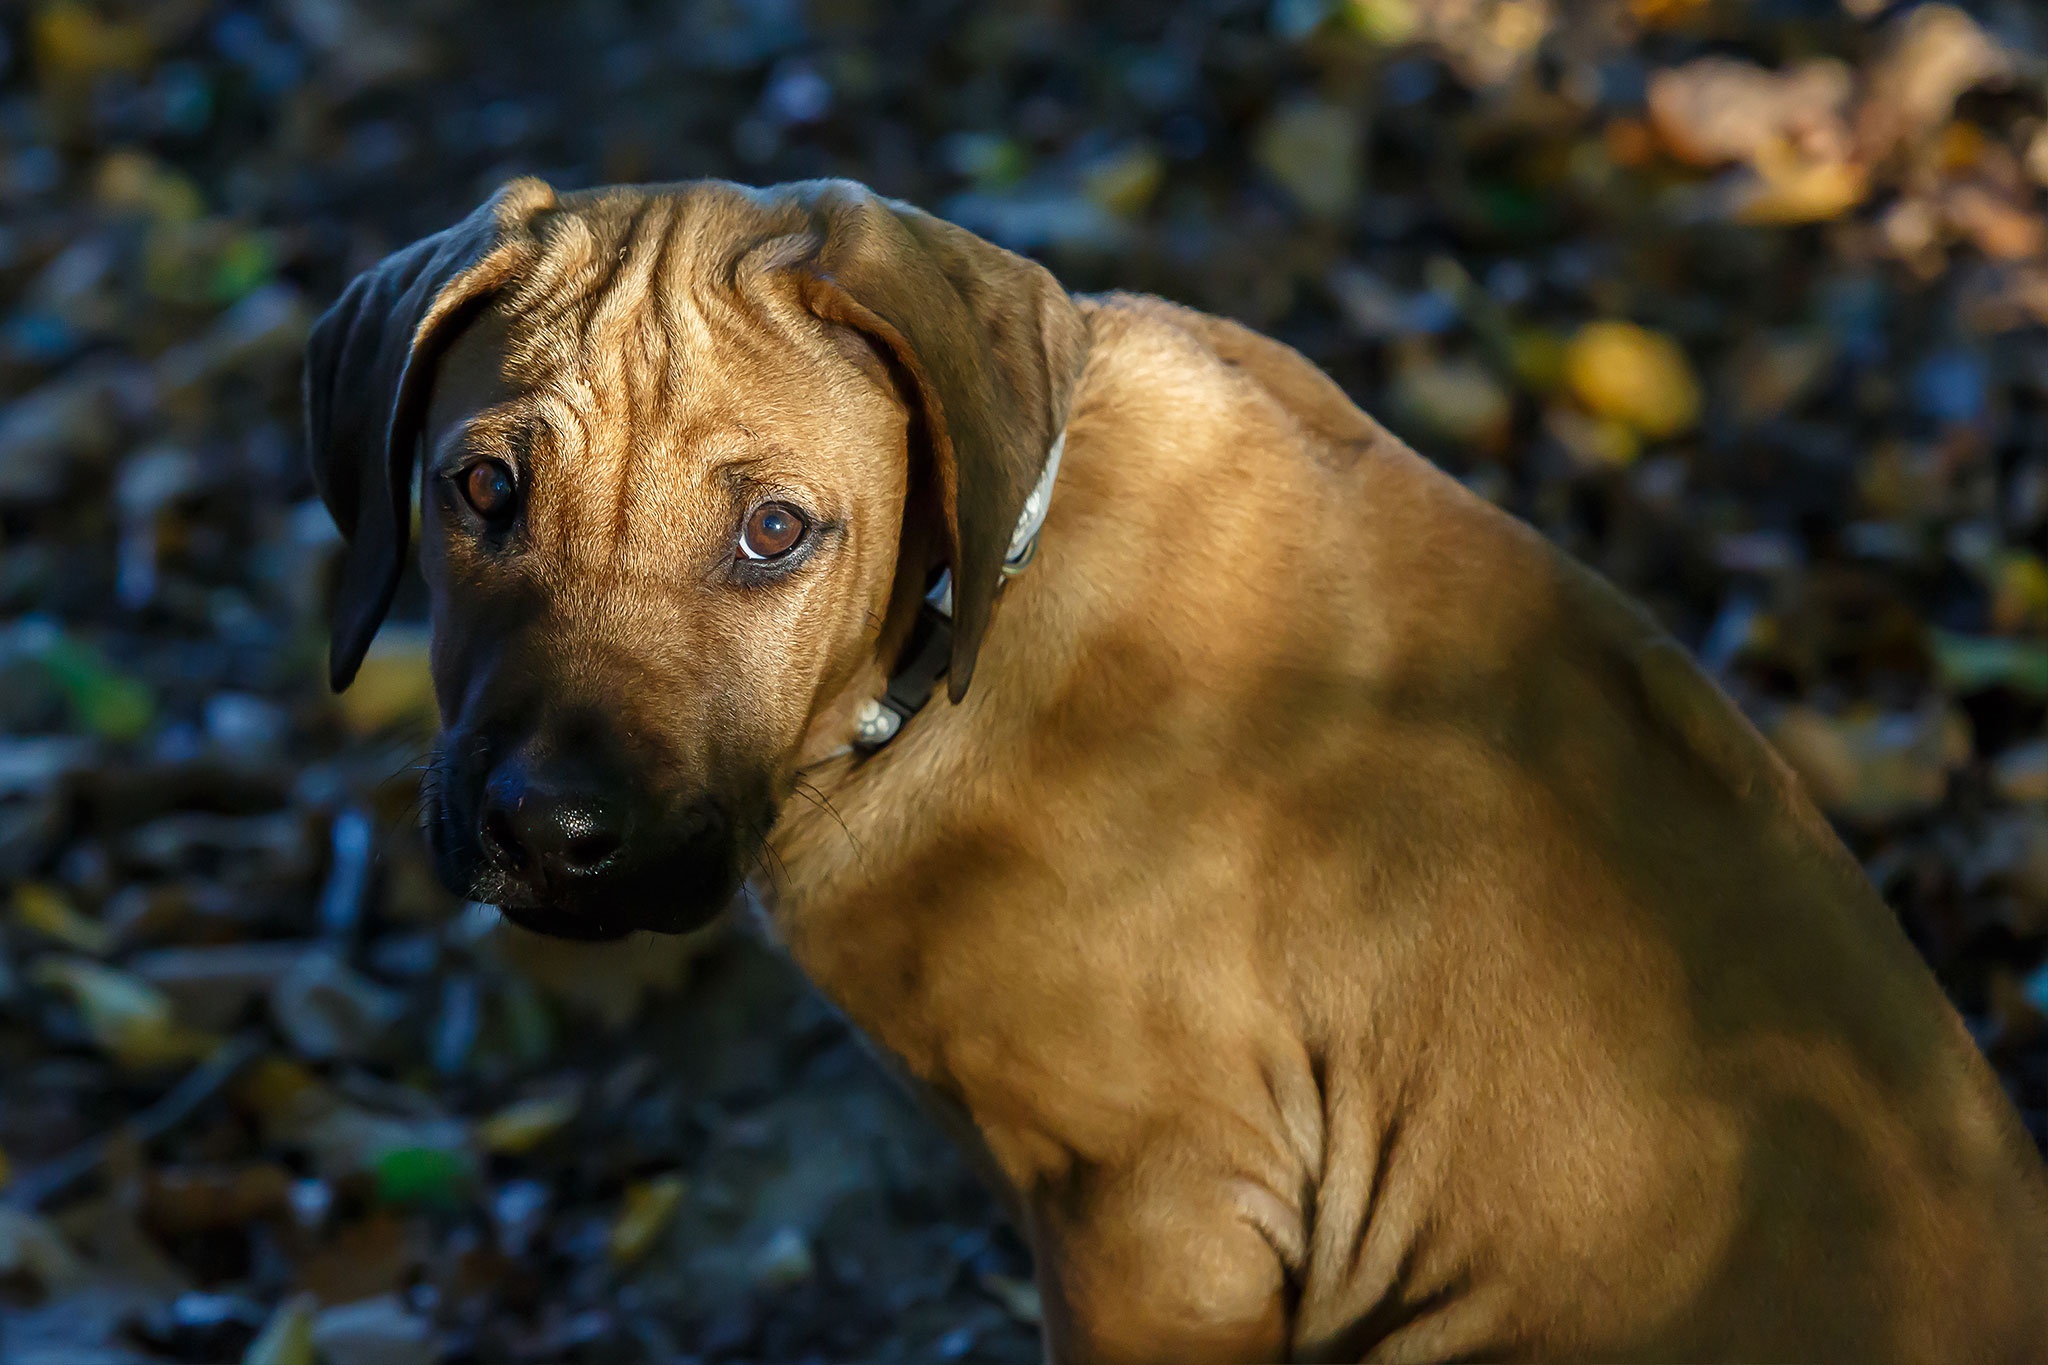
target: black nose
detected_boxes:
[479,757,627,881]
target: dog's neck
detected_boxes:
[755,391,1106,1043]
[847,426,1070,751]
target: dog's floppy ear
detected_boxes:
[780,181,1089,702]
[304,177,556,691]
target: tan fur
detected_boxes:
[319,181,2048,1362]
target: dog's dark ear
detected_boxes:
[305,177,556,691]
[781,182,1089,702]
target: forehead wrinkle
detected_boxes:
[669,288,845,476]
[651,214,706,419]
[581,202,730,571]
[521,390,604,563]
[618,206,695,558]
[536,403,736,583]
[570,199,656,404]
[579,200,669,357]
[694,249,818,379]
[500,217,613,386]
[525,206,668,569]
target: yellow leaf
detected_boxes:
[609,1174,687,1267]
[1734,143,1868,226]
[1255,100,1362,219]
[241,1295,316,1365]
[1343,0,1419,43]
[1081,144,1164,218]
[476,1092,580,1154]
[28,956,218,1068]
[32,1,152,83]
[1993,553,2048,633]
[1564,321,1702,441]
[232,1057,323,1120]
[94,150,206,224]
[14,883,113,955]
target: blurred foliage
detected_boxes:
[3,0,2048,1360]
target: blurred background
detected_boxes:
[1,0,2047,1360]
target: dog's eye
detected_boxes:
[461,459,518,522]
[740,502,806,560]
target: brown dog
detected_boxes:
[306,178,2048,1362]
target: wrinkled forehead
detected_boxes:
[427,196,897,503]
[495,194,814,405]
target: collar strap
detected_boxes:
[853,430,1066,750]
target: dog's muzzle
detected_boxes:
[431,739,747,940]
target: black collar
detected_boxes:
[851,430,1065,751]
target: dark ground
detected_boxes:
[3,0,2048,1361]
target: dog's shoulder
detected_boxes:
[1077,292,1395,474]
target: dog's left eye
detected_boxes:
[460,459,518,522]
[739,502,807,561]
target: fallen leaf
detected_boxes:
[32,1,153,85]
[1647,57,1853,169]
[1564,321,1702,441]
[1931,631,2048,696]
[1767,704,1967,821]
[979,1271,1044,1324]
[309,1293,436,1365]
[1944,181,2046,261]
[1992,740,2048,804]
[373,1146,473,1210]
[475,1092,581,1155]
[1628,0,1707,26]
[29,956,218,1068]
[146,1164,294,1235]
[1342,0,1419,44]
[1545,405,1641,470]
[1255,99,1363,219]
[1390,351,1514,453]
[1858,5,2017,163]
[1081,143,1165,217]
[750,1224,814,1287]
[13,882,114,955]
[1735,139,1868,224]
[609,1174,686,1267]
[242,1296,316,1365]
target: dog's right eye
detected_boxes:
[740,502,807,560]
[460,460,518,522]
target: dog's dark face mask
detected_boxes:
[303,179,1086,939]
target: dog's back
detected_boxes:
[1057,296,2048,1360]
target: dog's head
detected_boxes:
[305,180,1087,938]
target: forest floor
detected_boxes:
[3,1,2047,1360]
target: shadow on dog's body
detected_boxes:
[778,296,2048,1362]
[305,179,2048,1362]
